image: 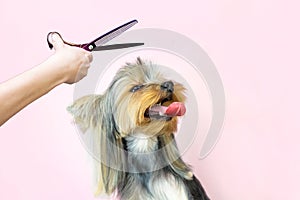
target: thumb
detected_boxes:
[51,33,64,50]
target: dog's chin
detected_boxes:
[145,114,172,121]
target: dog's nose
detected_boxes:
[161,81,174,93]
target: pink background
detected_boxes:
[1,0,300,199]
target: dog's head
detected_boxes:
[68,58,190,195]
[109,57,186,137]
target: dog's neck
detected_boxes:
[121,133,191,200]
[124,133,163,173]
[125,133,158,153]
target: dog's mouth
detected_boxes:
[144,97,186,120]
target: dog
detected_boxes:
[68,58,210,200]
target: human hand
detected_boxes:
[48,33,93,84]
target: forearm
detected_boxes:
[0,32,92,126]
[0,56,66,126]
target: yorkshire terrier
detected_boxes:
[68,58,210,200]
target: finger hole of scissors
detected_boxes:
[47,32,63,48]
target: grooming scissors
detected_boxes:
[47,19,143,51]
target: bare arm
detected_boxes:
[0,33,93,126]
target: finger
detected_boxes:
[85,52,93,63]
[78,68,88,80]
[51,33,65,50]
[83,63,91,69]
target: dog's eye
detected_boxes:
[130,84,144,92]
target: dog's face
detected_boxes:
[109,58,186,137]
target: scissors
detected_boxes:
[47,19,143,51]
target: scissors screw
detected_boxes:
[88,45,94,50]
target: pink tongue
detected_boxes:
[150,102,186,117]
[165,102,186,116]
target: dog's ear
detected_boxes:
[68,95,125,195]
[67,95,103,132]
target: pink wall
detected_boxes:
[1,0,299,199]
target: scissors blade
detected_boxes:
[84,20,138,51]
[92,42,144,51]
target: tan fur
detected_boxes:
[68,58,192,196]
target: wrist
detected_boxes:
[45,53,70,85]
[39,55,68,87]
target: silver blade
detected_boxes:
[92,43,144,51]
[94,20,138,46]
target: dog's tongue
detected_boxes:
[149,102,186,117]
[165,102,186,116]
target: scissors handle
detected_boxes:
[47,32,90,50]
